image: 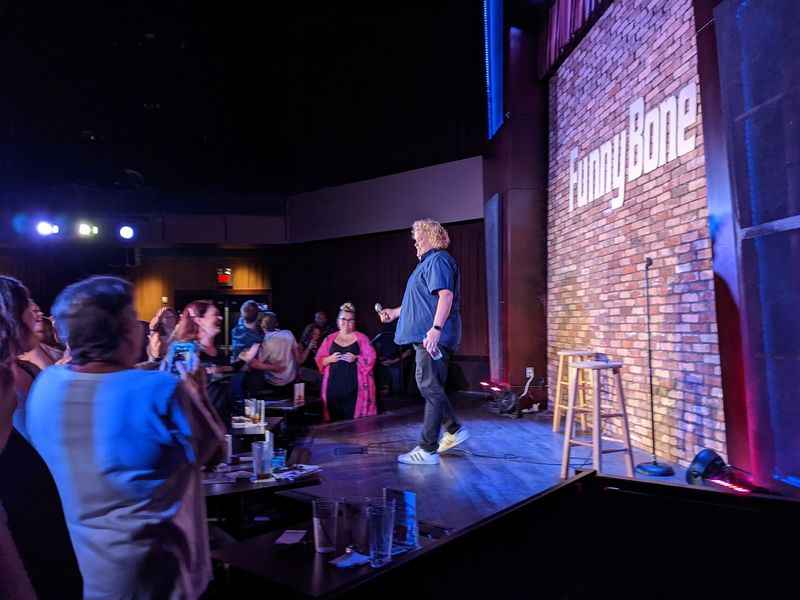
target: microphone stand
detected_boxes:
[635,257,675,477]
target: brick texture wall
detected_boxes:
[547,0,727,466]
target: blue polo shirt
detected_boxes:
[394,249,461,350]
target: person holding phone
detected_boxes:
[378,219,469,465]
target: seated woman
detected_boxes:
[25,276,225,600]
[315,303,376,421]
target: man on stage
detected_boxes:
[379,219,469,465]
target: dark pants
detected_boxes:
[415,344,461,453]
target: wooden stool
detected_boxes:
[552,349,595,433]
[560,360,634,480]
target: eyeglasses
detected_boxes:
[338,318,355,323]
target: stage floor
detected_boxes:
[286,393,687,531]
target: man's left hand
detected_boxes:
[423,327,441,354]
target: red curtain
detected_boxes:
[540,0,609,78]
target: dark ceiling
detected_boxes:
[0,1,487,214]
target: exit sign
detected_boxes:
[216,267,233,287]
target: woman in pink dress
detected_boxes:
[316,303,377,421]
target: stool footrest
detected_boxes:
[600,412,624,419]
[601,448,631,455]
[569,440,593,448]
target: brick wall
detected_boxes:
[547,0,726,466]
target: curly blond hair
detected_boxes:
[412,219,450,249]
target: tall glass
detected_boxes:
[312,499,338,553]
[367,499,396,568]
[251,441,272,481]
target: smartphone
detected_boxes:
[164,341,198,375]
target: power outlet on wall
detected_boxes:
[525,367,534,378]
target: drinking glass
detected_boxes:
[367,498,396,567]
[313,499,338,553]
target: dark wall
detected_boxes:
[271,220,489,358]
[0,246,130,313]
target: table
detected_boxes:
[211,521,437,598]
[205,468,321,535]
[212,520,443,599]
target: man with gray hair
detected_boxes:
[25,276,225,600]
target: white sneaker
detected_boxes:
[398,446,440,465]
[437,428,470,454]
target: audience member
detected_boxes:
[170,301,225,366]
[26,276,225,600]
[0,283,36,600]
[301,310,335,344]
[0,279,39,439]
[297,324,323,386]
[146,306,178,362]
[245,312,299,395]
[0,276,83,598]
[230,300,264,361]
[372,320,413,396]
[19,301,65,371]
[316,303,376,421]
[170,300,237,422]
[39,310,65,350]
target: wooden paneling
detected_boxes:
[272,220,488,357]
[128,256,271,322]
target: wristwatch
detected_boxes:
[433,325,442,331]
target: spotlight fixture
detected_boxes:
[686,448,755,494]
[36,221,59,236]
[480,380,520,418]
[78,223,99,237]
[118,225,135,240]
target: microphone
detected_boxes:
[645,257,653,268]
[374,303,383,314]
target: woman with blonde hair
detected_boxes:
[379,219,469,465]
[315,303,376,421]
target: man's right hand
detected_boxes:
[378,307,400,323]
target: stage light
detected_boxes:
[686,448,727,485]
[119,225,135,240]
[36,221,59,236]
[78,223,99,236]
[708,478,752,494]
[686,448,756,494]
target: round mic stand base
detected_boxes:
[635,460,675,477]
